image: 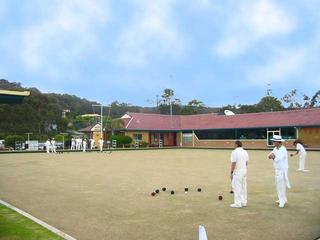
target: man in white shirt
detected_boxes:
[230,140,249,208]
[45,139,51,153]
[76,137,81,150]
[71,138,76,150]
[268,135,290,208]
[51,138,57,153]
[290,140,308,172]
[90,138,95,150]
[83,138,87,152]
[98,138,104,152]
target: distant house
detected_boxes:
[78,124,103,145]
[119,108,320,149]
[0,89,30,104]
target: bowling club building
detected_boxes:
[119,108,320,149]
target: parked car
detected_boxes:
[15,141,25,150]
[38,142,64,150]
[38,142,46,150]
[0,140,5,150]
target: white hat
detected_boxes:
[271,135,285,142]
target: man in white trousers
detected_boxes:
[230,140,249,208]
[199,225,208,240]
[71,138,76,150]
[82,138,87,152]
[90,138,95,150]
[45,138,51,153]
[51,138,57,153]
[98,138,104,152]
[290,140,308,172]
[268,135,291,208]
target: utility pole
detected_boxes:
[60,132,68,150]
[169,97,173,128]
[92,104,109,140]
[25,132,32,142]
[266,83,272,96]
[24,132,32,150]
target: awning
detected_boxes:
[0,89,30,104]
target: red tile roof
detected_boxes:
[125,108,320,131]
[78,125,94,132]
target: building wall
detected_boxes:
[298,127,320,148]
[193,137,267,148]
[176,131,182,146]
[92,131,102,146]
[125,131,150,143]
[180,132,297,149]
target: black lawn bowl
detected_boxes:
[162,187,166,191]
[151,192,156,196]
[170,190,175,195]
[155,189,160,194]
[184,188,189,192]
[197,188,202,192]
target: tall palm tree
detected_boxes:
[104,117,124,135]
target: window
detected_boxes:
[182,133,193,143]
[195,128,267,140]
[236,128,267,139]
[280,127,296,139]
[195,129,236,140]
[133,134,142,141]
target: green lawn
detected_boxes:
[0,204,63,240]
[0,149,319,239]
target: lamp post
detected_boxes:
[92,104,110,140]
[60,133,68,150]
[24,132,32,150]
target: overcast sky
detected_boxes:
[1,0,320,107]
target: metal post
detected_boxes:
[24,132,32,150]
[93,104,108,141]
[192,130,194,147]
[60,133,67,150]
[100,105,103,139]
[169,97,173,128]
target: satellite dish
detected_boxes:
[224,110,235,116]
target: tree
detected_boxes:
[255,96,284,112]
[310,90,320,107]
[281,89,303,108]
[281,89,320,109]
[181,99,205,114]
[161,88,174,103]
[5,135,25,148]
[104,117,124,135]
[159,88,182,114]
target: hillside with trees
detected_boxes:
[0,79,319,140]
[0,79,101,135]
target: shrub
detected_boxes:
[140,141,148,147]
[5,135,25,148]
[109,135,132,147]
[53,134,63,142]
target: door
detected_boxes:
[267,129,280,146]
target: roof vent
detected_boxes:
[224,110,235,116]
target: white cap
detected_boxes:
[271,135,285,142]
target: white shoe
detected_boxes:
[230,203,242,208]
[278,202,286,208]
[275,200,280,203]
[302,170,310,172]
[296,169,302,171]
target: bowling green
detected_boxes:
[0,149,319,240]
